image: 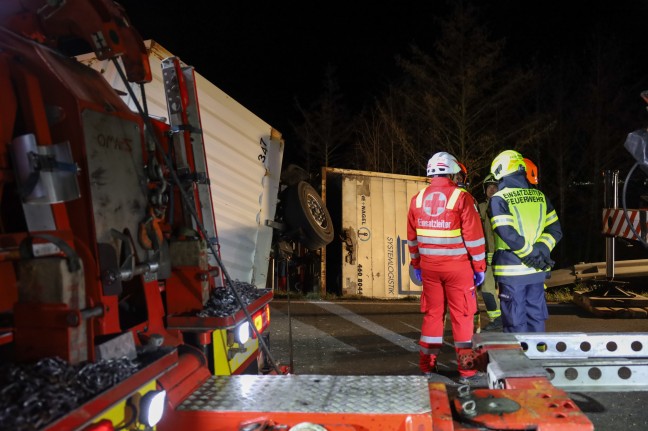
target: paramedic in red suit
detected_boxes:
[407,152,486,384]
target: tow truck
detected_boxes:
[2,1,645,430]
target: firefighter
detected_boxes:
[408,151,486,385]
[488,150,562,332]
[478,174,503,331]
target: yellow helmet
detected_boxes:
[490,150,526,180]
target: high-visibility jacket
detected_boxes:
[407,177,486,273]
[488,172,562,284]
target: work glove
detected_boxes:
[521,248,544,270]
[542,257,556,271]
[473,271,485,286]
[534,243,551,260]
[533,243,554,270]
[413,268,422,282]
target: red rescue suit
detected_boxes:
[407,177,486,377]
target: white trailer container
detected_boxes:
[322,168,429,299]
[77,40,283,289]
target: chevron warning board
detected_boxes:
[602,208,648,240]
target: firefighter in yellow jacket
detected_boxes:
[407,152,486,384]
[488,150,562,332]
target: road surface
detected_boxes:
[267,299,648,430]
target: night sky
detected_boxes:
[116,1,648,144]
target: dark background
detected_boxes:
[116,1,648,146]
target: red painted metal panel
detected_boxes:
[428,383,456,431]
[161,410,433,431]
[453,378,594,431]
[157,349,210,408]
[44,349,179,431]
[166,291,273,330]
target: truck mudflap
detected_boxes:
[158,375,434,431]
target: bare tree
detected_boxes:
[354,87,423,174]
[292,64,355,172]
[356,3,548,187]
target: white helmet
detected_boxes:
[427,152,461,176]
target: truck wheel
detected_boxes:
[285,181,334,250]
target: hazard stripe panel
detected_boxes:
[602,208,648,240]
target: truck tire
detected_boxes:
[285,181,334,250]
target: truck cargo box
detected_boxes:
[322,168,428,299]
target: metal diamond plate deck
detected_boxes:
[178,375,431,414]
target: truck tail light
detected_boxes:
[253,313,263,333]
[83,419,114,431]
[251,305,270,338]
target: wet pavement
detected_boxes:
[268,298,648,430]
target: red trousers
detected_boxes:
[418,261,477,377]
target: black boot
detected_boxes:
[483,316,502,331]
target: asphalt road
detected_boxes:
[267,299,648,430]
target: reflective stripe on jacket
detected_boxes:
[407,177,486,272]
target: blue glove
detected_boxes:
[473,271,485,286]
[413,268,422,282]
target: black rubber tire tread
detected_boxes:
[285,181,334,250]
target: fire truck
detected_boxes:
[2,1,643,430]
